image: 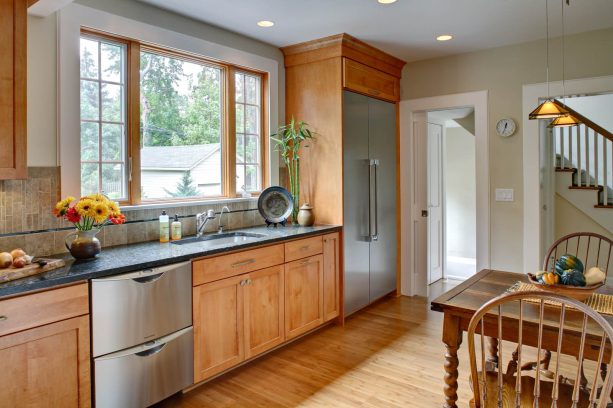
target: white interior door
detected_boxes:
[427,122,444,284]
[411,113,428,295]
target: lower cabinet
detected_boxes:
[192,232,341,383]
[193,265,285,382]
[0,315,91,408]
[284,255,324,340]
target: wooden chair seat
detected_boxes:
[470,371,590,408]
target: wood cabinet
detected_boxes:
[323,232,341,322]
[193,234,339,382]
[284,255,324,339]
[0,0,27,180]
[0,284,91,407]
[193,274,245,382]
[243,266,285,359]
[343,58,399,102]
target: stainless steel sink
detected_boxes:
[171,232,267,246]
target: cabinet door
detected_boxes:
[0,0,27,180]
[343,58,399,103]
[284,255,324,339]
[0,315,91,408]
[323,233,341,322]
[244,266,285,359]
[193,275,245,382]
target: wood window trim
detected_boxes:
[79,28,269,206]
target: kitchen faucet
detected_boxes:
[196,209,216,238]
[218,206,230,233]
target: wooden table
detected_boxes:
[431,269,613,408]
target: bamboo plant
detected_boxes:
[271,118,314,222]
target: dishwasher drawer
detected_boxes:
[92,261,192,357]
[95,327,193,408]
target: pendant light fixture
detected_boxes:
[529,0,569,120]
[549,0,581,128]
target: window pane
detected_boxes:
[101,163,124,199]
[81,122,99,161]
[245,105,259,134]
[245,135,259,164]
[101,124,123,161]
[140,51,222,200]
[245,165,258,191]
[101,83,123,122]
[245,75,259,104]
[81,163,99,196]
[236,104,244,133]
[79,36,127,201]
[236,165,245,193]
[235,73,244,103]
[101,43,123,83]
[80,80,99,120]
[80,38,99,79]
[236,133,245,164]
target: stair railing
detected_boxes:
[553,100,613,207]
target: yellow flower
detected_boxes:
[108,201,120,217]
[93,203,110,224]
[75,198,96,218]
[55,196,75,212]
[88,193,110,204]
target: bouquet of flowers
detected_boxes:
[53,194,126,230]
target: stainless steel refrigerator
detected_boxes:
[343,90,397,316]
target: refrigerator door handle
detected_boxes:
[369,159,380,241]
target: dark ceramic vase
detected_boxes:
[65,229,102,260]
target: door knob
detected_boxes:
[421,210,428,217]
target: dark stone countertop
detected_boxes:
[0,225,341,299]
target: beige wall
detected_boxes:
[402,27,613,272]
[555,194,612,242]
[26,0,285,168]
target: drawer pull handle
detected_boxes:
[0,316,7,322]
[240,279,247,286]
[247,279,252,285]
[135,343,166,357]
[300,246,310,251]
[300,259,312,265]
[232,259,256,268]
[132,272,165,284]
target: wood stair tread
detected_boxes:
[555,167,576,173]
[569,185,603,191]
[594,205,613,209]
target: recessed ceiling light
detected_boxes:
[378,0,397,4]
[257,20,274,27]
[436,34,453,42]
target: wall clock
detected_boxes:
[496,118,517,137]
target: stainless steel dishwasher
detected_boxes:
[91,261,193,408]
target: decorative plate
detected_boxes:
[258,187,294,227]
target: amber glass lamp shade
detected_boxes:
[548,114,581,128]
[529,99,569,120]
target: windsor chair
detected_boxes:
[468,291,613,408]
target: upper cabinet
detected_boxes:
[0,0,28,180]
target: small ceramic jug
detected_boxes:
[297,203,315,227]
[65,229,102,260]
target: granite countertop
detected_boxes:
[0,225,341,299]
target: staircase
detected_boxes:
[553,101,613,233]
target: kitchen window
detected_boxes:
[78,31,268,205]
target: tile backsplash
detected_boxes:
[0,167,265,257]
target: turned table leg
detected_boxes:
[442,313,463,408]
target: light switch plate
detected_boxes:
[495,188,514,202]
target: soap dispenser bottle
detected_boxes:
[171,214,182,241]
[159,211,170,243]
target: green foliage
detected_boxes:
[164,171,201,197]
[271,118,314,221]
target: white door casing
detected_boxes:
[411,113,428,296]
[400,90,489,297]
[427,122,444,284]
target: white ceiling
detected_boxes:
[138,0,613,62]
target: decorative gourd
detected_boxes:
[555,254,584,275]
[560,269,586,287]
[584,266,606,286]
[541,272,559,285]
[535,271,548,283]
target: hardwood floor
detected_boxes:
[157,281,473,407]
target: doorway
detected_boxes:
[399,90,489,297]
[426,108,477,284]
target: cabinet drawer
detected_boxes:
[285,236,323,262]
[343,58,399,102]
[193,244,284,286]
[0,283,89,337]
